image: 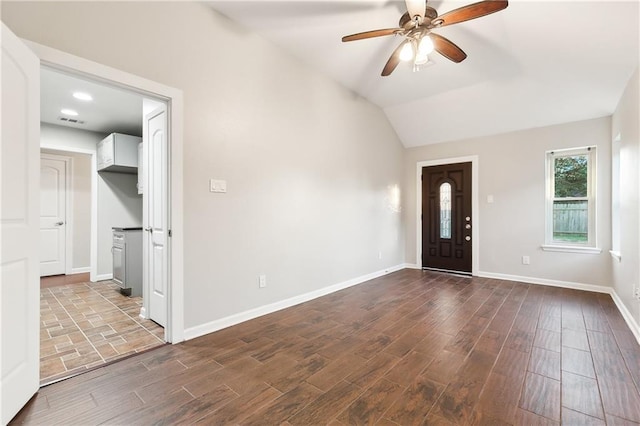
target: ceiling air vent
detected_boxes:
[57,116,86,125]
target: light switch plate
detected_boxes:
[210,179,227,193]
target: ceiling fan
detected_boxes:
[342,0,508,76]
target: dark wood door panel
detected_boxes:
[422,162,472,273]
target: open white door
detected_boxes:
[1,23,41,424]
[39,155,67,277]
[144,105,168,327]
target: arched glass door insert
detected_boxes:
[440,182,452,239]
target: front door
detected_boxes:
[1,22,41,424]
[422,162,472,274]
[39,155,67,276]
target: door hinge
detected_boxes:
[168,229,172,237]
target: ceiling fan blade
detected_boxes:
[405,0,426,19]
[342,28,402,42]
[436,0,508,27]
[430,33,467,63]
[382,41,408,76]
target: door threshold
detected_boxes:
[422,267,472,278]
[40,343,168,387]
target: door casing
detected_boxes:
[416,156,479,275]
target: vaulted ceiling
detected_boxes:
[209,0,639,147]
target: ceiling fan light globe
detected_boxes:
[418,36,434,55]
[399,42,414,62]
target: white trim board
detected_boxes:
[478,270,640,345]
[184,264,406,341]
[611,290,640,345]
[95,273,113,282]
[71,267,90,274]
[416,156,480,275]
[403,263,421,270]
[477,271,612,294]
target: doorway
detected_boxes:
[422,162,472,274]
[39,153,70,277]
[416,156,479,275]
[38,69,170,384]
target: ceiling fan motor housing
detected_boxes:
[400,6,439,27]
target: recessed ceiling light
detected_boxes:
[73,92,93,101]
[61,109,79,116]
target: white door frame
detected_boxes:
[40,152,73,276]
[25,40,185,343]
[416,156,480,275]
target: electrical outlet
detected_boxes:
[634,285,640,300]
[378,250,382,260]
[522,256,530,265]
[258,275,266,288]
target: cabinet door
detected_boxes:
[97,135,114,170]
[137,142,144,194]
[112,246,124,286]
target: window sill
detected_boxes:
[609,250,622,262]
[541,245,602,254]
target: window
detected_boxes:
[544,147,597,252]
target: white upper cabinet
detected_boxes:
[97,133,142,174]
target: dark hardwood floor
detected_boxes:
[12,269,640,425]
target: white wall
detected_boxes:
[404,117,612,287]
[96,172,142,277]
[40,123,143,280]
[611,67,640,322]
[2,2,406,330]
[41,122,102,153]
[41,148,92,271]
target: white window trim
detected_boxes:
[543,146,599,253]
[611,133,621,257]
[609,250,622,262]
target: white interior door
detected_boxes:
[145,105,168,327]
[1,23,41,424]
[39,155,67,277]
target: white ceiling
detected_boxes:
[209,0,639,147]
[41,67,144,136]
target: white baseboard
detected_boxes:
[477,271,612,294]
[95,273,113,282]
[610,290,640,345]
[183,264,405,341]
[403,263,421,270]
[139,307,147,319]
[478,270,640,345]
[70,267,90,274]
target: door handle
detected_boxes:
[55,221,64,226]
[144,227,153,234]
